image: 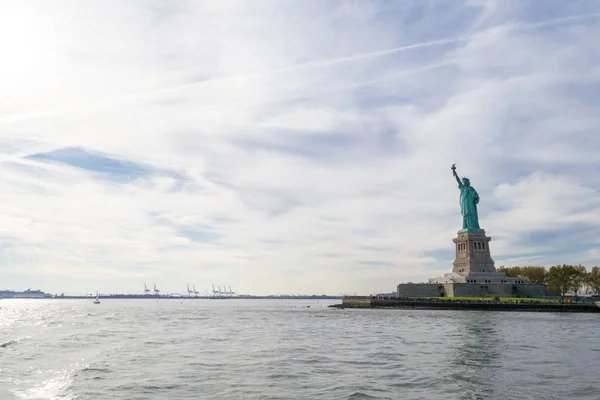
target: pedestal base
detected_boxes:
[452,230,495,275]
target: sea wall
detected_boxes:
[397,283,547,298]
[452,283,547,297]
[338,298,600,313]
[397,284,445,297]
[342,296,372,308]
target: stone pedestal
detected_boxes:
[452,230,495,276]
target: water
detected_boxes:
[1,299,599,400]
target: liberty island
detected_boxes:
[395,164,548,299]
[334,165,600,311]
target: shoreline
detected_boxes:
[333,298,600,313]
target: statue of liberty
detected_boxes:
[451,164,482,232]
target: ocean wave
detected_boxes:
[346,391,387,399]
[0,340,18,349]
[81,367,111,373]
[0,336,30,349]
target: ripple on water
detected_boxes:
[0,336,31,349]
[346,392,385,399]
[0,340,19,349]
[81,367,112,373]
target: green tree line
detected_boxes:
[497,265,600,296]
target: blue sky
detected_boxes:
[1,0,600,295]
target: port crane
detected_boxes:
[220,284,237,297]
[193,285,199,297]
[144,283,150,295]
[209,284,237,298]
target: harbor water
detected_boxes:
[1,299,599,399]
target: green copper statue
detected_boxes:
[452,164,482,232]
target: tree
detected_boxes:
[570,265,588,296]
[497,266,522,277]
[587,266,600,296]
[547,264,580,296]
[519,266,548,284]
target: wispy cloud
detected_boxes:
[1,0,600,295]
[26,147,167,182]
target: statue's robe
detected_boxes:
[458,183,481,231]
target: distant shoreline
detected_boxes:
[0,295,342,300]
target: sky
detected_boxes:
[1,0,600,296]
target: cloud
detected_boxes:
[1,0,600,295]
[25,147,177,182]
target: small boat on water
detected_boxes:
[93,291,100,304]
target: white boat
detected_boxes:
[93,291,100,304]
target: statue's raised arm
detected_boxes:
[451,163,462,187]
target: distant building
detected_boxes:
[0,289,51,298]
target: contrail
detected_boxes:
[257,11,600,76]
[1,12,599,124]
[0,35,457,124]
[511,11,600,30]
[176,11,600,83]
